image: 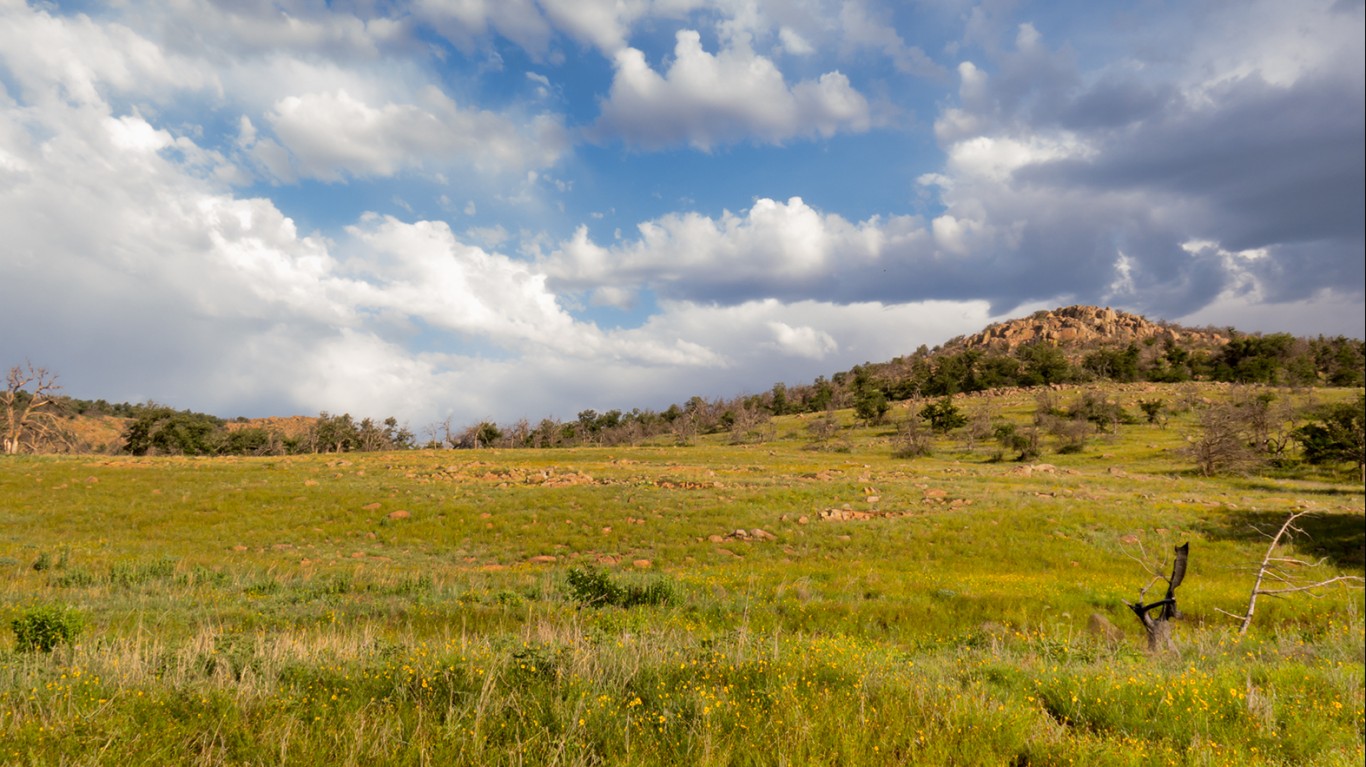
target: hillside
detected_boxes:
[943,305,1230,356]
[13,304,1363,455]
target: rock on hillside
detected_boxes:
[947,305,1229,353]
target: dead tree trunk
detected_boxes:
[1218,511,1365,635]
[1126,543,1188,652]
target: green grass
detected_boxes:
[0,383,1362,765]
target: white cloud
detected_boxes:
[543,196,919,303]
[412,0,553,56]
[594,30,872,149]
[259,88,568,181]
[767,321,838,359]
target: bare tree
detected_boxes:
[1216,510,1365,635]
[3,362,68,454]
[1124,542,1189,651]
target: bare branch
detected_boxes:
[1257,576,1365,596]
[1233,510,1365,635]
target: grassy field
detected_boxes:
[1,384,1362,765]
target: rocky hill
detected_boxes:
[944,305,1230,355]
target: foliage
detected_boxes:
[122,406,226,456]
[992,422,1039,461]
[919,397,967,433]
[564,566,675,608]
[1296,394,1366,473]
[1137,398,1166,425]
[891,415,933,459]
[852,388,889,425]
[11,604,83,652]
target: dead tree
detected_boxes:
[2,362,66,454]
[1217,510,1365,635]
[1125,542,1189,651]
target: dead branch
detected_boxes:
[1232,510,1366,635]
[1124,542,1189,652]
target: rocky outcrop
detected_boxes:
[952,305,1228,353]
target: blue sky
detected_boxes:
[1,0,1362,428]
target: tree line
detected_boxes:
[2,330,1361,458]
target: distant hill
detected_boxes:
[942,305,1231,357]
[12,304,1362,456]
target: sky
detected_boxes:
[2,0,1363,428]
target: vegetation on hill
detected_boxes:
[3,306,1362,460]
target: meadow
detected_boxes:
[1,384,1362,765]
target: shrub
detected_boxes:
[565,566,674,608]
[892,417,933,459]
[12,604,84,652]
[920,397,967,433]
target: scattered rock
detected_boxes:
[529,555,558,564]
[1087,613,1125,644]
[362,502,382,511]
[797,516,809,525]
[231,545,248,552]
[304,480,319,487]
[632,559,652,568]
[386,510,410,520]
[750,529,776,541]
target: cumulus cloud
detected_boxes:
[412,0,554,56]
[258,88,568,181]
[917,1,1365,318]
[593,30,872,149]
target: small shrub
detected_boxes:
[1138,398,1166,425]
[52,568,96,588]
[892,417,933,459]
[12,604,84,653]
[108,556,177,587]
[565,566,674,608]
[920,397,967,434]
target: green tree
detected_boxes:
[853,388,890,425]
[919,397,967,433]
[123,406,226,456]
[1296,395,1365,477]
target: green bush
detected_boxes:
[12,604,84,652]
[565,566,674,608]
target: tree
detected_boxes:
[919,397,967,434]
[123,406,226,456]
[1216,511,1365,635]
[3,363,68,454]
[853,388,889,425]
[1124,542,1189,652]
[1295,395,1365,478]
